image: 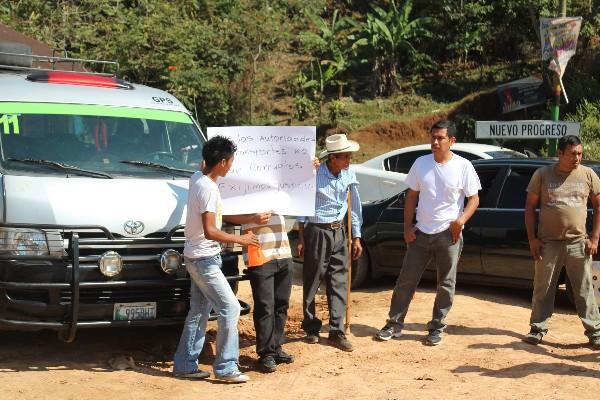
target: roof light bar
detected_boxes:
[26,71,133,90]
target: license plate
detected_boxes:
[113,302,156,321]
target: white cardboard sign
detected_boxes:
[540,17,582,77]
[207,126,316,216]
[540,16,582,102]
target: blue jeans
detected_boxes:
[173,255,241,376]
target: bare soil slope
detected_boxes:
[349,112,447,161]
[346,90,504,162]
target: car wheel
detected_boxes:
[351,246,370,289]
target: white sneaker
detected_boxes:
[216,371,250,383]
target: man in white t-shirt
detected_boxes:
[173,136,259,383]
[375,120,481,346]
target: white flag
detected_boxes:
[540,17,582,103]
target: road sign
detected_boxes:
[476,120,580,139]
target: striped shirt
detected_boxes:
[298,163,362,238]
[241,214,292,266]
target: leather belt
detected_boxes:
[311,221,344,230]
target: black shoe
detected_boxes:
[523,330,543,345]
[376,324,402,341]
[258,356,277,373]
[328,331,354,352]
[424,329,443,346]
[173,368,210,379]
[305,332,320,344]
[274,350,295,364]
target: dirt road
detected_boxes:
[1,268,599,400]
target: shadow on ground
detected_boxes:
[0,324,258,377]
[453,361,600,379]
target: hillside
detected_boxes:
[2,1,600,159]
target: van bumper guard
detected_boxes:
[0,223,249,342]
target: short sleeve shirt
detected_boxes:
[241,213,292,266]
[527,164,600,241]
[406,153,481,234]
[184,172,223,258]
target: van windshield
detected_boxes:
[0,103,204,177]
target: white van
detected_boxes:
[0,43,245,341]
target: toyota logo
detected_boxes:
[123,220,145,235]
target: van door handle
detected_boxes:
[382,180,397,186]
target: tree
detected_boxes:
[298,9,362,97]
[440,0,493,65]
[0,0,289,127]
[356,0,434,96]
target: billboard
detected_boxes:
[496,76,546,114]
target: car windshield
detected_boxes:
[485,150,527,159]
[0,103,204,177]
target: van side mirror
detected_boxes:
[390,191,406,208]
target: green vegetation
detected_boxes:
[2,0,600,158]
[567,99,600,160]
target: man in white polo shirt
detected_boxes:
[375,120,481,346]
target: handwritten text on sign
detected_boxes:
[207,126,316,216]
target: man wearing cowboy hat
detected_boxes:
[297,133,363,352]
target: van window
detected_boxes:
[453,150,481,161]
[384,150,430,173]
[0,104,204,177]
[475,167,503,208]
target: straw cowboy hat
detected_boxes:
[319,133,360,158]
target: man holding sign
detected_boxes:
[208,126,318,369]
[172,136,258,383]
[224,159,319,373]
[223,211,295,373]
[297,133,363,352]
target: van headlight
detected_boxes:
[0,228,59,256]
[160,249,182,274]
[98,251,123,277]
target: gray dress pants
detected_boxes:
[301,223,348,334]
[387,229,463,332]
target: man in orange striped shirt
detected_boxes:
[224,212,295,373]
